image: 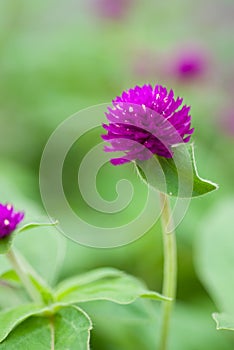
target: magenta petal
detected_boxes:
[0,203,24,239]
[110,158,130,166]
[102,84,194,165]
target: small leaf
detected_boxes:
[54,268,169,305]
[0,306,92,350]
[136,143,218,198]
[0,221,58,255]
[212,313,234,331]
[0,303,48,343]
[17,221,58,234]
[0,270,21,288]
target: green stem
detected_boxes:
[159,193,177,350]
[6,248,42,304]
[49,316,55,350]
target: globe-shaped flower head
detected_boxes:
[0,203,24,239]
[170,48,208,81]
[102,84,194,165]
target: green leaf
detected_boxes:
[0,306,92,350]
[0,270,21,288]
[17,221,58,234]
[54,268,169,305]
[0,303,47,343]
[195,198,234,315]
[136,143,218,198]
[212,313,234,331]
[85,300,231,350]
[0,221,58,255]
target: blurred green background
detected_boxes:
[0,0,234,348]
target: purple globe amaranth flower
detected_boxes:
[102,84,194,165]
[217,106,234,137]
[0,203,24,239]
[93,0,133,21]
[167,46,209,82]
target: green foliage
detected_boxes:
[0,270,20,284]
[0,303,47,343]
[0,265,25,310]
[0,306,92,350]
[0,0,232,348]
[55,268,169,305]
[212,313,234,331]
[0,266,54,305]
[85,300,232,350]
[0,267,166,348]
[195,198,234,330]
[0,235,14,255]
[18,221,58,234]
[136,144,218,198]
[0,221,58,255]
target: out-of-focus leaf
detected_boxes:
[0,270,20,286]
[212,313,234,331]
[55,268,169,305]
[0,220,58,261]
[195,198,234,314]
[0,285,24,310]
[0,176,66,285]
[17,221,58,234]
[84,300,232,350]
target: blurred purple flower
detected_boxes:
[93,0,133,20]
[102,84,194,165]
[218,107,234,137]
[0,203,24,239]
[167,47,208,81]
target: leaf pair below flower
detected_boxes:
[0,304,92,350]
[0,268,169,349]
